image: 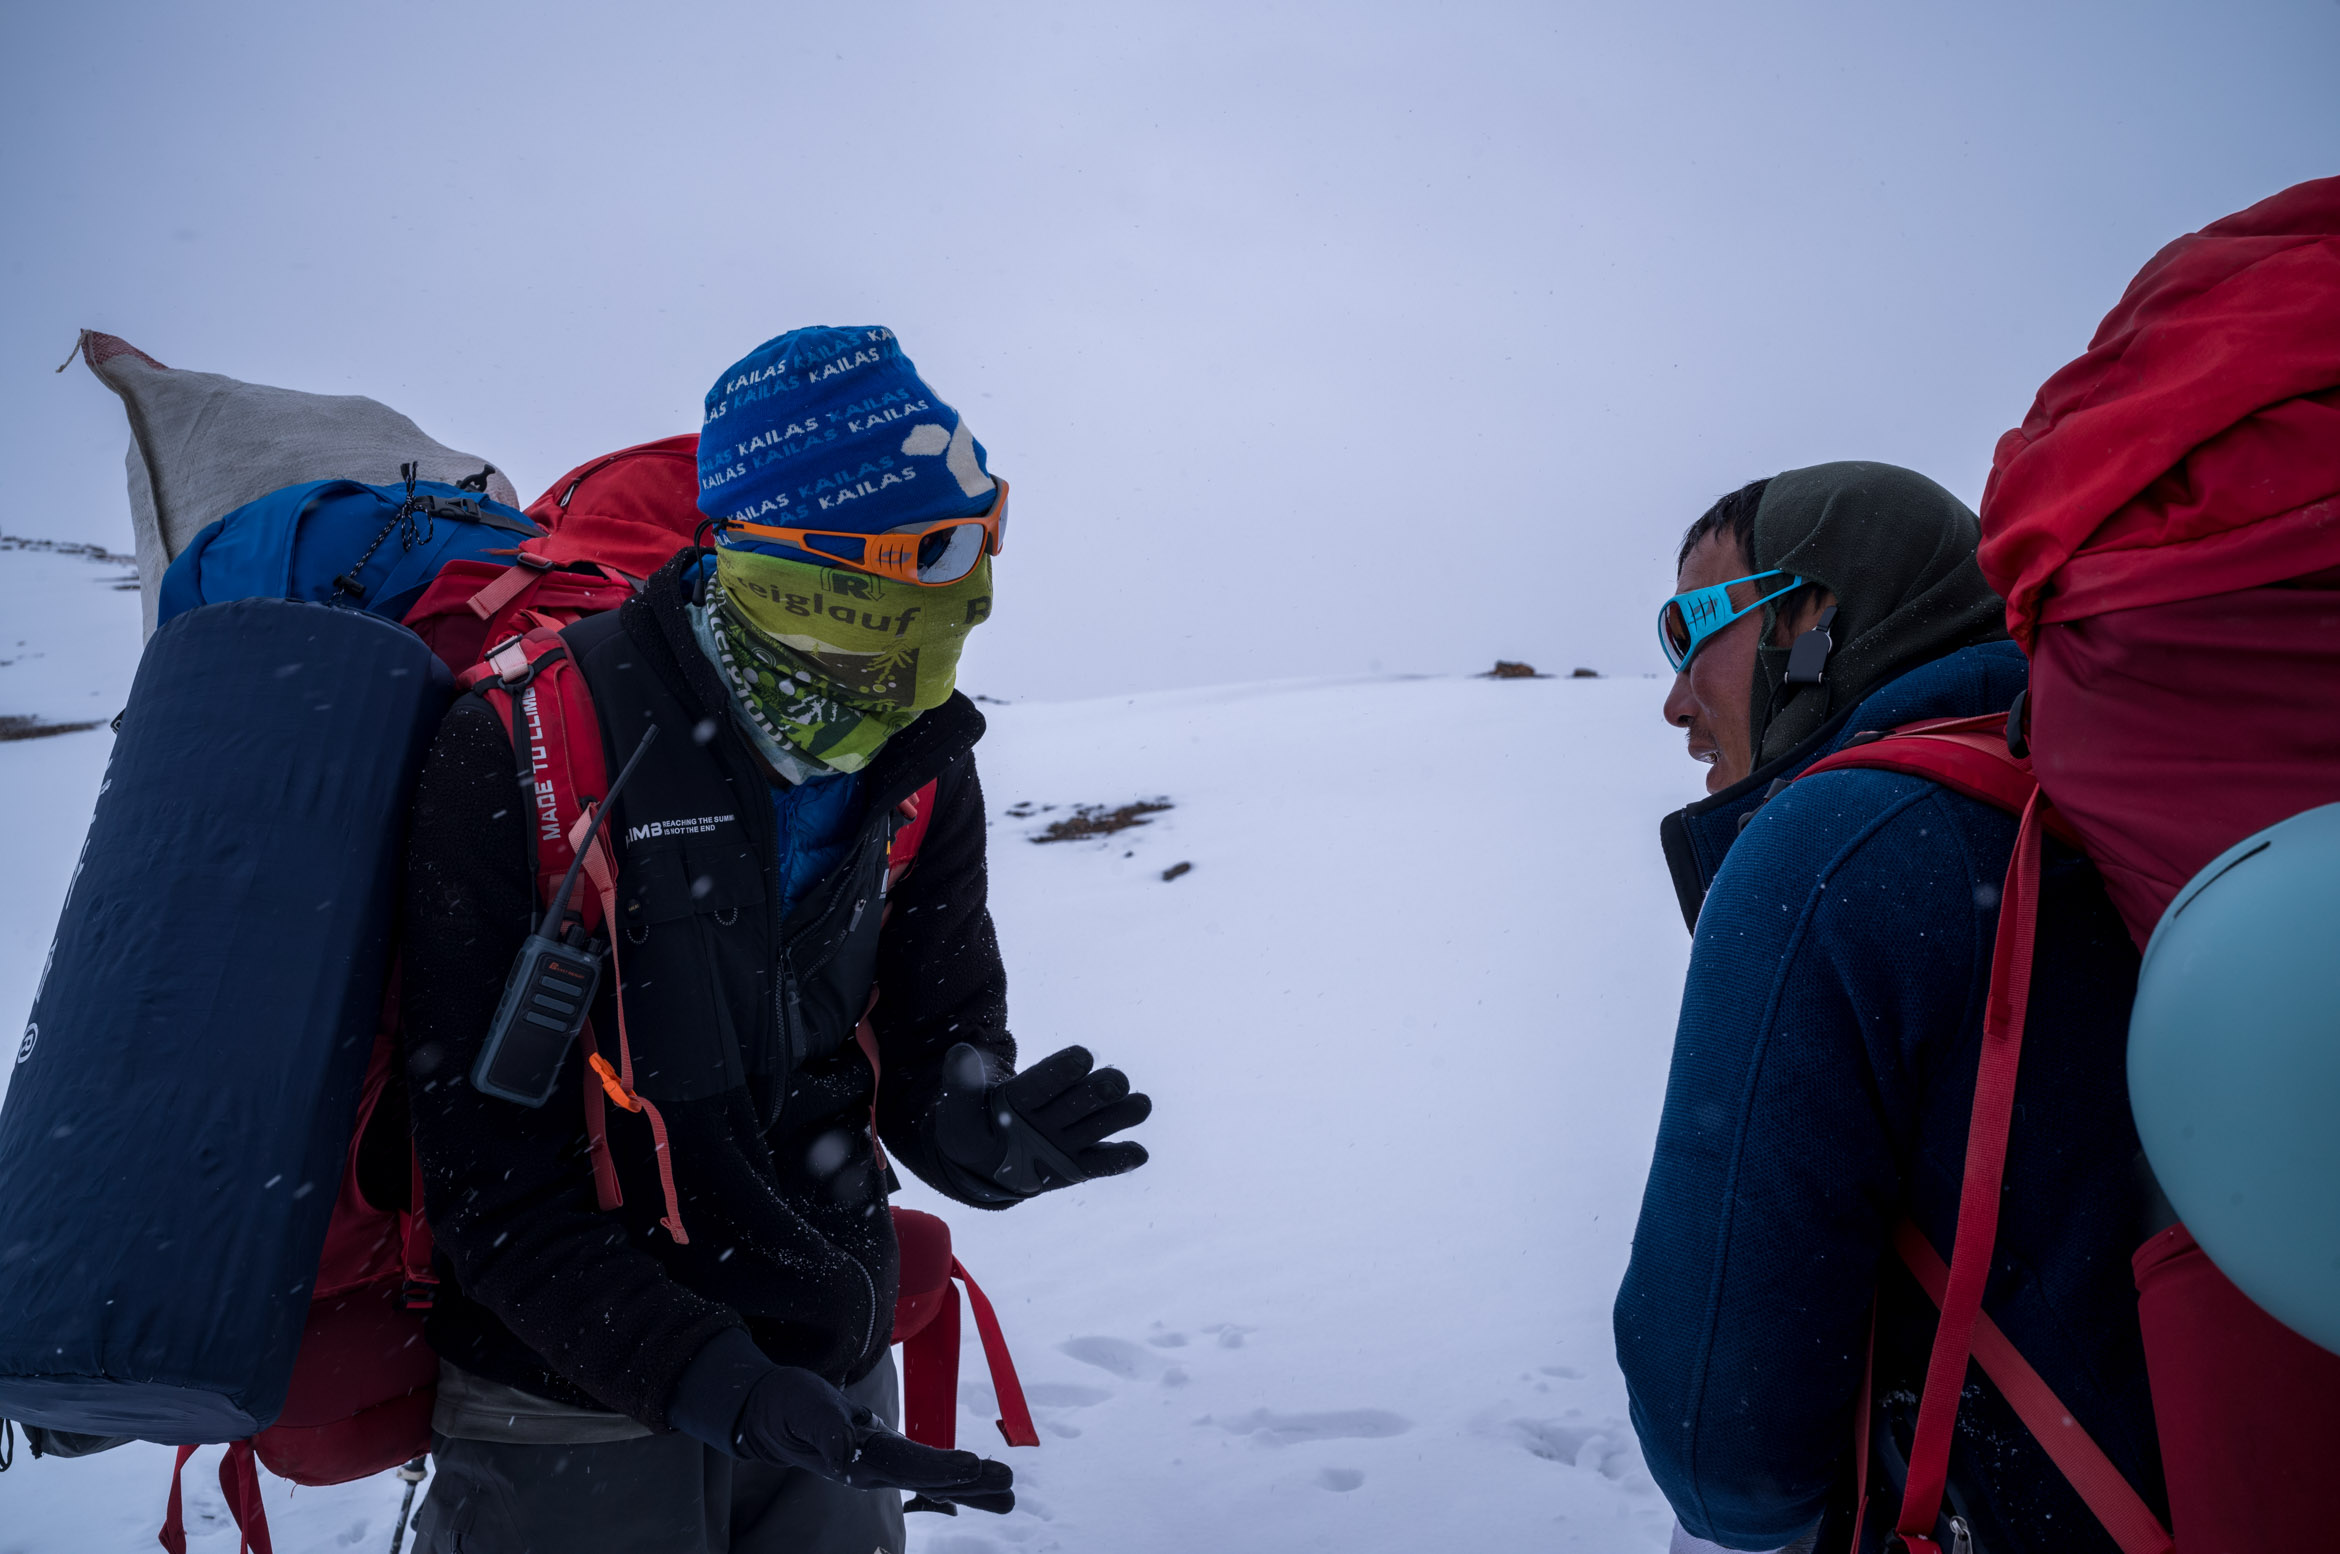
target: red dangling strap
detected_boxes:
[897,1256,1042,1451]
[954,1258,1040,1449]
[158,1441,274,1554]
[571,805,687,1244]
[901,1267,962,1447]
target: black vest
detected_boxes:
[565,612,893,1129]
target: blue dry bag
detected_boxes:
[156,474,538,630]
[0,598,451,1440]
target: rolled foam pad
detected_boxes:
[0,598,450,1441]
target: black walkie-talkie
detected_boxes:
[471,722,659,1107]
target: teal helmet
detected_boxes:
[2130,802,2340,1355]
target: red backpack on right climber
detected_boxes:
[1974,176,2340,1554]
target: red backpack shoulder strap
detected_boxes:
[466,629,612,933]
[464,629,681,1231]
[1805,717,2170,1553]
[1797,713,2087,850]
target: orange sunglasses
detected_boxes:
[723,478,1008,587]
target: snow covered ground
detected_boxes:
[0,540,1697,1553]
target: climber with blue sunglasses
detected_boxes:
[1658,569,1807,673]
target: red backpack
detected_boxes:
[402,434,707,669]
[1955,176,2340,1554]
[164,438,1033,1550]
[1803,703,2340,1554]
[160,440,717,1553]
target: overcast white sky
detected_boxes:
[4,1,2334,699]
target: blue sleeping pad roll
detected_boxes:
[0,598,451,1441]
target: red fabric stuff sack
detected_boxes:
[1979,174,2340,1554]
[248,993,435,1486]
[1980,175,2340,940]
[402,434,703,671]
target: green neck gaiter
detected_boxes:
[700,547,993,776]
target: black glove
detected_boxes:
[934,1042,1151,1204]
[734,1367,1014,1513]
[670,1328,1012,1513]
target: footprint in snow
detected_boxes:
[1058,1335,1150,1378]
[1511,1417,1650,1485]
[1214,1407,1412,1445]
[1316,1467,1366,1492]
[922,1535,1005,1554]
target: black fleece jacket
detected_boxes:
[401,551,1016,1429]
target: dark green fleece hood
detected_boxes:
[1749,461,2008,763]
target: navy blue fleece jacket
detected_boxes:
[1616,644,2167,1552]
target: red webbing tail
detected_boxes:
[1896,789,2046,1545]
[464,561,539,622]
[158,1443,196,1554]
[158,1442,273,1554]
[574,807,686,1244]
[954,1259,1040,1448]
[901,1276,962,1448]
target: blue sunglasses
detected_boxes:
[1659,569,1804,672]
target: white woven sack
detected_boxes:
[72,330,521,635]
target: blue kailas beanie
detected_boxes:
[697,326,996,565]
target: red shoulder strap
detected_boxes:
[467,632,689,1235]
[468,630,612,935]
[1811,721,2166,1553]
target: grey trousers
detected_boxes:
[412,1353,907,1554]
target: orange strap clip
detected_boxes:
[587,1052,642,1114]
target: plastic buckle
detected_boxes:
[485,635,534,686]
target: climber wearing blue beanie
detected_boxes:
[699,324,999,537]
[404,328,1151,1554]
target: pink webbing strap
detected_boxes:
[572,805,688,1245]
[1891,787,2046,1553]
[463,557,546,621]
[1896,1223,2172,1554]
[158,1441,274,1554]
[952,1258,1040,1449]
